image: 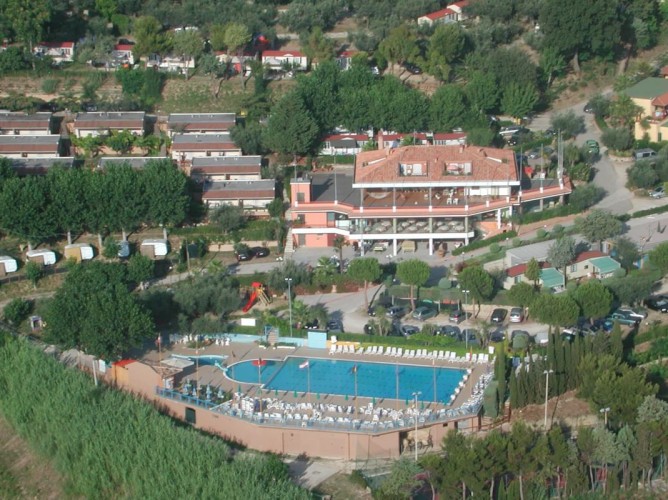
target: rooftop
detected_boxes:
[11,157,74,174]
[0,135,59,147]
[167,113,236,128]
[191,156,261,168]
[354,145,518,186]
[172,133,233,145]
[98,157,171,169]
[625,77,668,100]
[74,112,146,128]
[203,180,276,199]
[0,112,52,129]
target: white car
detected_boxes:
[650,186,665,199]
[509,307,524,323]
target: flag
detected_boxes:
[299,360,309,369]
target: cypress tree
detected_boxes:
[610,322,623,360]
[510,369,519,408]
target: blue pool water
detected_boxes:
[173,355,228,367]
[227,357,466,403]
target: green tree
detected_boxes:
[575,209,623,251]
[396,259,430,311]
[425,23,467,81]
[501,83,539,120]
[24,261,43,289]
[171,30,203,78]
[601,127,634,151]
[3,0,51,59]
[132,16,170,58]
[466,71,499,115]
[3,298,32,327]
[525,258,541,287]
[429,84,468,132]
[0,176,56,248]
[604,272,655,305]
[377,457,422,499]
[531,294,580,326]
[574,281,613,320]
[104,164,144,240]
[126,254,155,285]
[95,0,117,21]
[377,24,419,70]
[106,130,136,155]
[539,46,566,87]
[263,91,319,163]
[649,241,668,275]
[550,110,585,139]
[609,94,642,129]
[210,204,246,232]
[547,236,577,282]
[508,282,537,308]
[613,236,639,271]
[300,27,336,65]
[46,167,88,245]
[333,235,346,273]
[142,159,189,237]
[458,265,494,317]
[627,161,658,190]
[347,257,382,310]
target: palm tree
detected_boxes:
[333,235,347,273]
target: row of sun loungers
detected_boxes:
[329,343,492,364]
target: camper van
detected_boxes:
[0,255,18,276]
[140,239,169,259]
[26,249,57,266]
[64,243,95,262]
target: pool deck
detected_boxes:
[145,341,492,414]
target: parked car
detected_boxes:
[490,308,507,323]
[449,309,466,323]
[304,319,319,330]
[402,62,422,75]
[509,307,524,323]
[236,250,252,261]
[117,240,130,259]
[650,186,665,199]
[412,306,437,321]
[459,329,479,344]
[490,329,506,342]
[591,318,615,333]
[326,319,344,334]
[645,295,668,313]
[386,306,408,319]
[607,312,638,326]
[616,308,646,321]
[585,139,600,154]
[251,246,270,258]
[400,325,420,337]
[434,325,461,338]
[584,101,594,113]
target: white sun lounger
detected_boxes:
[471,354,478,363]
[438,351,445,360]
[378,346,385,355]
[329,344,336,354]
[396,347,403,357]
[389,347,396,356]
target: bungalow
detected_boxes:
[11,157,74,175]
[190,156,262,182]
[140,239,169,260]
[336,50,358,71]
[167,113,237,136]
[432,132,467,146]
[34,41,75,63]
[202,179,276,211]
[624,77,668,141]
[26,249,57,266]
[171,133,242,162]
[320,134,369,156]
[98,157,172,169]
[0,112,53,135]
[147,54,195,73]
[112,44,135,66]
[0,255,18,276]
[73,112,146,137]
[64,243,95,262]
[417,1,469,26]
[376,131,430,148]
[0,135,61,158]
[214,51,256,75]
[261,50,308,71]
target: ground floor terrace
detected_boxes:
[114,335,493,460]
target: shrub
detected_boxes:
[41,78,60,94]
[3,298,33,327]
[601,127,633,151]
[452,230,517,256]
[552,224,564,235]
[536,228,547,238]
[489,243,501,254]
[512,237,522,247]
[627,161,658,189]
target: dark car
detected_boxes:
[326,320,344,334]
[236,250,252,262]
[645,295,668,313]
[402,62,422,75]
[364,323,375,335]
[449,309,466,323]
[304,319,319,330]
[251,246,270,258]
[435,325,461,338]
[386,306,408,319]
[459,329,479,345]
[490,329,506,343]
[584,101,594,113]
[400,325,420,337]
[491,308,507,323]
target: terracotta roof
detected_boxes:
[337,50,358,58]
[324,134,368,141]
[114,359,136,368]
[354,145,518,185]
[0,112,52,130]
[652,92,668,107]
[433,132,467,141]
[74,112,145,129]
[423,7,456,20]
[573,250,606,264]
[0,135,59,153]
[38,41,74,48]
[507,261,548,278]
[114,44,133,51]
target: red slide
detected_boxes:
[242,290,258,312]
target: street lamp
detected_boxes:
[543,369,554,429]
[412,391,422,462]
[600,407,611,427]
[285,277,293,337]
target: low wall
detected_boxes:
[208,240,278,252]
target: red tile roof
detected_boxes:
[433,132,467,141]
[573,250,606,264]
[652,92,668,107]
[38,41,74,49]
[262,50,305,58]
[354,145,518,185]
[114,359,136,367]
[424,7,456,20]
[324,134,368,141]
[114,44,133,51]
[507,261,549,277]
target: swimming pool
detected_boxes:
[227,357,466,403]
[172,355,228,368]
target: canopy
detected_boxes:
[540,267,565,289]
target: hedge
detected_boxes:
[631,203,668,219]
[452,230,517,256]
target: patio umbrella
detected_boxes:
[274,389,278,397]
[316,393,321,400]
[345,394,349,401]
[293,389,298,398]
[372,396,376,406]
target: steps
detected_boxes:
[284,226,295,255]
[266,327,279,346]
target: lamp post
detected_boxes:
[543,369,554,429]
[600,407,611,427]
[412,391,422,462]
[285,277,293,337]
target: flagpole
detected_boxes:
[433,360,437,406]
[354,366,358,416]
[395,361,399,411]
[307,363,311,406]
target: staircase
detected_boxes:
[266,327,279,346]
[284,226,295,255]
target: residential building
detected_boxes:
[336,50,358,71]
[432,132,467,146]
[417,1,469,26]
[0,135,61,158]
[190,156,262,182]
[0,112,53,135]
[289,144,572,253]
[167,113,236,136]
[11,157,74,175]
[73,112,146,137]
[171,133,242,162]
[202,179,276,212]
[624,77,668,141]
[112,44,135,66]
[98,157,172,169]
[261,50,308,71]
[320,134,369,156]
[147,54,195,73]
[377,131,430,148]
[34,41,75,63]
[214,51,256,75]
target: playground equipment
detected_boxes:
[242,282,270,312]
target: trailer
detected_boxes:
[26,249,57,266]
[64,243,95,262]
[0,255,18,276]
[140,239,169,259]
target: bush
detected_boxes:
[601,127,633,151]
[489,243,501,254]
[536,228,547,238]
[452,231,517,256]
[3,298,33,327]
[627,161,658,189]
[41,78,60,94]
[512,237,522,247]
[550,110,585,139]
[552,224,564,235]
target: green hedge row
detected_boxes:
[452,230,517,256]
[631,203,668,219]
[0,335,307,500]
